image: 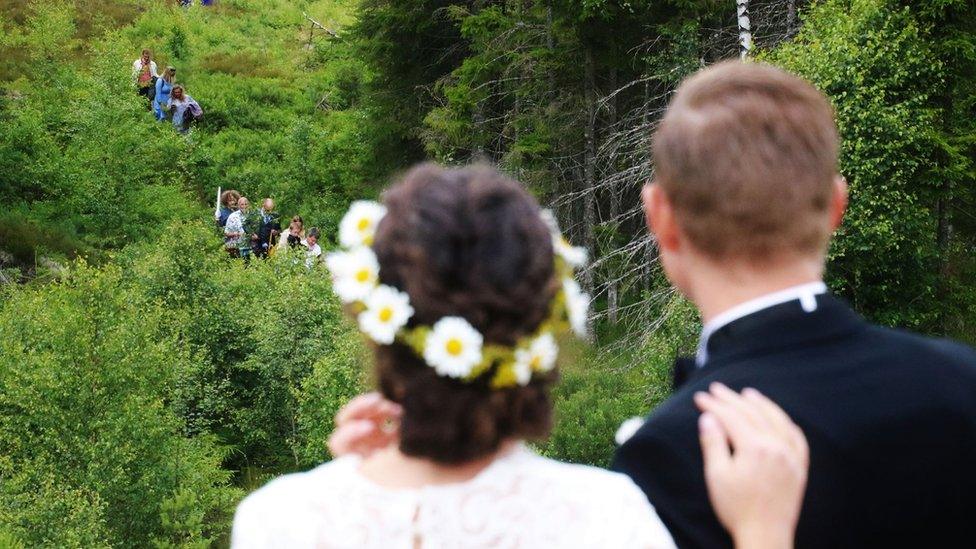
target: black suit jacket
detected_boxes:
[613,295,976,548]
[256,213,281,249]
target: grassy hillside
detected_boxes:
[0,0,377,276]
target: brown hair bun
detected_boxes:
[371,163,558,464]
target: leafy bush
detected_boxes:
[0,4,200,251]
[117,221,367,475]
[542,294,698,466]
[0,262,240,547]
[767,0,948,330]
[294,332,369,468]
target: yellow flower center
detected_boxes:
[446,338,463,356]
[530,356,542,370]
[355,269,372,283]
[357,218,371,231]
[378,307,394,323]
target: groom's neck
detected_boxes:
[685,256,825,325]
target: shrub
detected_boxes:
[0,262,239,547]
[119,221,366,475]
[767,0,946,330]
[294,331,369,468]
[541,293,698,467]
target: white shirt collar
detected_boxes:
[696,281,827,367]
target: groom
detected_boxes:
[613,61,976,548]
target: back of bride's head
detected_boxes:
[372,163,558,464]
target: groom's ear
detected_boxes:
[642,183,680,252]
[830,175,848,231]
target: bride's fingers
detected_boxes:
[328,419,377,456]
[741,388,806,455]
[336,392,385,425]
[699,412,731,486]
[694,391,756,448]
[708,383,768,430]
[337,392,401,426]
[376,399,404,421]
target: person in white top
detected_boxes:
[277,215,305,250]
[301,227,322,269]
[132,49,159,104]
[232,164,809,548]
[224,196,251,258]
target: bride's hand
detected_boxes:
[694,384,809,549]
[327,392,403,458]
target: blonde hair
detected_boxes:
[653,61,839,262]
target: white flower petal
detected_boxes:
[357,285,414,344]
[512,333,559,386]
[540,209,561,235]
[563,278,590,338]
[325,247,380,303]
[530,333,559,372]
[339,200,387,248]
[423,317,484,379]
[540,210,588,267]
[555,237,588,268]
[512,360,532,386]
[615,416,645,446]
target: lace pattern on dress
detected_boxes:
[232,445,676,549]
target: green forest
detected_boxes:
[0,0,974,546]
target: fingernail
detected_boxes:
[699,413,718,433]
[742,387,760,397]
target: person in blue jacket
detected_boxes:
[153,67,176,121]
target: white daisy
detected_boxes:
[615,416,645,446]
[423,317,484,379]
[513,333,559,386]
[325,247,380,303]
[357,285,414,344]
[540,209,561,235]
[554,236,588,268]
[540,209,588,267]
[339,200,387,248]
[563,278,590,338]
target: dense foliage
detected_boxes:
[353,0,976,339]
[0,0,376,274]
[0,221,370,546]
[768,0,976,335]
[0,258,240,547]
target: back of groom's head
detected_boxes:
[653,61,840,263]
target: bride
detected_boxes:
[232,163,808,548]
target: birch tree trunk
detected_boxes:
[786,0,798,38]
[736,0,753,60]
[642,77,656,291]
[582,44,598,336]
[607,63,620,324]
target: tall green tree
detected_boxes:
[768,0,971,333]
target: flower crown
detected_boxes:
[325,200,590,389]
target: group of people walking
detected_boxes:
[132,49,203,133]
[216,189,321,268]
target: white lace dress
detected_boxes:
[232,445,676,549]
